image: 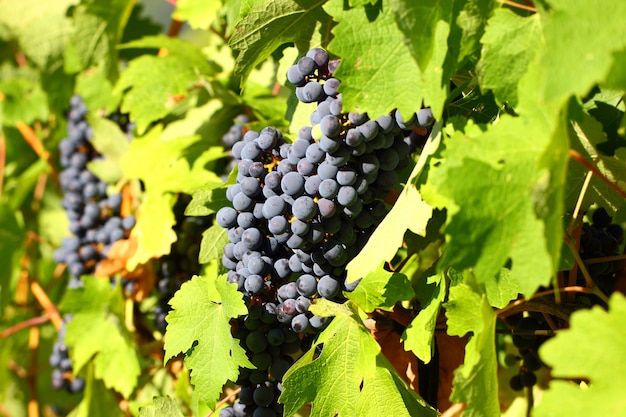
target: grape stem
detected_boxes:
[500,0,537,12]
[584,254,626,264]
[0,314,51,339]
[569,149,626,199]
[563,235,610,305]
[497,285,599,319]
[204,387,241,417]
[29,280,63,330]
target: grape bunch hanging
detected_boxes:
[215,47,433,417]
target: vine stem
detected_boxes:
[0,314,51,339]
[585,254,626,264]
[29,280,63,330]
[27,327,39,417]
[16,121,49,161]
[0,134,5,197]
[499,0,537,12]
[497,286,597,318]
[204,387,242,417]
[562,235,610,305]
[569,149,626,198]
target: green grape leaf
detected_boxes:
[453,0,498,65]
[114,37,215,134]
[15,13,71,70]
[185,184,229,216]
[477,9,541,106]
[69,0,135,79]
[75,67,121,113]
[61,277,141,398]
[326,0,447,118]
[605,48,626,90]
[445,282,499,417]
[357,355,438,417]
[421,116,565,296]
[0,202,24,314]
[86,115,131,183]
[345,126,441,284]
[173,0,222,29]
[164,274,252,409]
[121,127,223,269]
[199,226,229,264]
[402,273,446,363]
[138,396,185,417]
[229,0,330,85]
[68,366,124,417]
[388,0,453,72]
[281,300,435,417]
[346,264,414,313]
[0,78,49,125]
[540,0,626,105]
[483,268,519,309]
[280,300,380,416]
[534,293,626,416]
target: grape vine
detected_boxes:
[1,1,625,417]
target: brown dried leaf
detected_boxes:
[94,236,156,301]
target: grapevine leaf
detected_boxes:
[229,0,330,86]
[483,268,519,309]
[121,127,223,269]
[164,274,252,409]
[421,117,562,296]
[75,67,121,113]
[199,226,229,264]
[114,37,215,134]
[453,0,498,65]
[280,300,380,416]
[173,0,222,30]
[388,0,452,72]
[326,0,447,118]
[128,191,177,270]
[346,264,414,313]
[61,277,141,398]
[15,14,72,70]
[185,183,229,216]
[540,0,626,105]
[345,126,441,284]
[477,9,541,106]
[402,272,446,363]
[68,366,124,417]
[445,282,499,417]
[138,396,185,417]
[85,115,130,183]
[69,0,135,79]
[0,202,24,314]
[356,355,438,417]
[534,293,626,416]
[0,0,72,32]
[0,78,49,125]
[282,300,435,417]
[605,48,626,90]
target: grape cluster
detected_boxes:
[153,196,211,331]
[579,207,624,294]
[53,95,136,288]
[507,316,547,392]
[217,47,432,417]
[222,114,252,180]
[51,95,136,394]
[49,316,85,393]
